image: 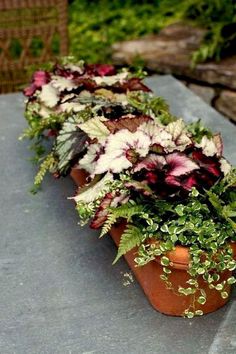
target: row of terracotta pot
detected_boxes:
[70,166,236,317]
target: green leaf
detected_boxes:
[197,296,206,305]
[160,224,169,233]
[186,279,198,286]
[221,291,229,299]
[227,277,236,285]
[113,225,143,264]
[197,267,205,275]
[175,205,184,216]
[215,284,224,291]
[160,256,170,266]
[185,311,194,318]
[163,267,171,274]
[195,310,203,316]
[78,116,110,139]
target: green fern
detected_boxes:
[32,153,57,192]
[112,203,145,221]
[21,113,67,140]
[100,202,145,237]
[100,213,118,238]
[207,190,236,231]
[113,224,143,264]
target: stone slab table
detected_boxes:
[0,75,236,354]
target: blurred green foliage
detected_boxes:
[69,0,236,64]
[7,0,236,65]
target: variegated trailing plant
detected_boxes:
[72,97,236,317]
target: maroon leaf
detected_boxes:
[72,77,98,91]
[90,192,129,229]
[115,78,151,93]
[166,153,199,176]
[104,115,151,134]
[134,154,166,172]
[90,193,114,229]
[85,64,116,76]
[192,150,221,177]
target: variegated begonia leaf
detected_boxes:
[196,135,218,157]
[78,116,110,139]
[90,193,114,229]
[213,134,223,156]
[93,71,129,86]
[94,129,151,174]
[55,116,88,173]
[166,153,199,176]
[125,180,153,196]
[94,88,116,101]
[39,105,54,118]
[90,192,129,229]
[51,76,78,92]
[79,143,104,174]
[197,133,224,157]
[61,93,77,103]
[60,102,87,113]
[38,83,59,108]
[64,63,84,74]
[94,89,129,105]
[165,119,192,152]
[72,172,113,203]
[137,121,175,152]
[220,158,232,175]
[133,154,166,172]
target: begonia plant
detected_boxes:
[22,58,162,191]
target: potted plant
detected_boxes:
[21,58,152,191]
[71,106,236,318]
[22,60,236,318]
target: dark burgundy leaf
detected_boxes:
[104,115,151,133]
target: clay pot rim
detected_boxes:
[154,242,236,270]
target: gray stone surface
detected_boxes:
[188,83,215,105]
[0,76,236,354]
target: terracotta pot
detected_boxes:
[70,167,236,316]
[70,166,88,186]
[110,223,236,316]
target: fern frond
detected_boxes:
[113,224,143,264]
[100,213,118,238]
[110,203,145,222]
[22,114,67,140]
[33,153,57,189]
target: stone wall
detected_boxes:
[179,80,236,124]
[112,23,236,123]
